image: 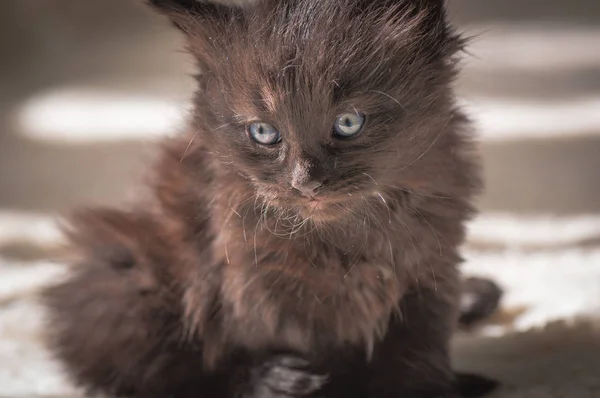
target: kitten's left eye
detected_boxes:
[247,122,281,145]
[333,112,366,138]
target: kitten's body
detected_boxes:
[44,1,492,397]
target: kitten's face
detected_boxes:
[156,0,462,222]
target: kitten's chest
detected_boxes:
[218,232,406,355]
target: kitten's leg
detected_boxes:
[43,209,220,398]
[455,278,502,396]
[368,280,463,398]
[458,277,503,328]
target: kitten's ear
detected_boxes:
[388,0,448,31]
[418,0,445,9]
[419,0,445,17]
[146,0,240,31]
[385,0,444,15]
[417,0,446,25]
[149,0,201,11]
[367,0,444,9]
[359,0,446,25]
[403,0,446,20]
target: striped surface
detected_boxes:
[1,0,600,396]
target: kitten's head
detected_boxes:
[152,0,470,222]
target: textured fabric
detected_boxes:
[2,211,600,397]
[1,0,600,396]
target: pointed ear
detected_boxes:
[148,0,219,15]
[399,0,448,32]
[420,0,445,9]
[404,0,446,23]
[145,0,247,72]
[148,0,226,19]
[419,0,446,18]
[146,0,240,32]
[358,0,446,23]
[366,0,444,9]
[421,0,447,29]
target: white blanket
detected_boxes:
[1,212,599,397]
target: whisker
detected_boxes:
[230,207,242,218]
[376,192,391,224]
[180,131,199,162]
[362,172,379,186]
[367,90,406,111]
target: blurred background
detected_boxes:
[1,0,600,397]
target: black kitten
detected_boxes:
[43,1,497,397]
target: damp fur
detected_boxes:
[42,1,492,397]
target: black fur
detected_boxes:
[43,1,497,397]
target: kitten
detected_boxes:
[43,0,497,397]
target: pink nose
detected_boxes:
[291,180,322,198]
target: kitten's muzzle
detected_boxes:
[292,179,323,198]
[290,157,325,198]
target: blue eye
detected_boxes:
[333,112,365,138]
[247,122,281,145]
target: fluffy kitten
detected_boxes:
[43,0,495,397]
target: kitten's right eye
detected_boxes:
[247,122,281,146]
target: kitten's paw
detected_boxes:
[459,277,503,327]
[371,378,497,398]
[250,355,328,397]
[455,372,499,398]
